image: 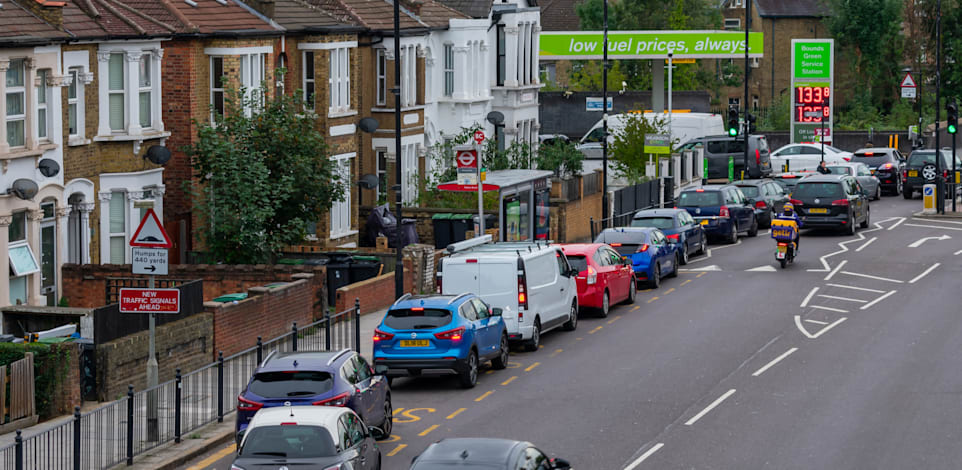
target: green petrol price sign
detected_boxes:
[791,39,834,144]
[540,31,764,60]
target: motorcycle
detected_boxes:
[775,240,796,269]
[770,219,799,269]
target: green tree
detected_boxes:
[536,139,585,178]
[187,84,342,264]
[609,113,670,183]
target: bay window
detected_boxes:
[67,68,79,137]
[303,51,315,110]
[443,44,454,97]
[108,191,126,264]
[36,69,48,140]
[139,54,152,128]
[328,47,350,114]
[5,58,25,147]
[108,53,125,131]
[376,49,386,106]
[210,56,225,122]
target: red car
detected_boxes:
[560,243,636,317]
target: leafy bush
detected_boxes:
[536,139,584,178]
[0,343,71,419]
[610,113,671,183]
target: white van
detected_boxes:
[437,236,579,351]
[576,112,725,159]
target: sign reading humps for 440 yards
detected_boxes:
[540,31,764,60]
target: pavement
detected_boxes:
[174,196,962,470]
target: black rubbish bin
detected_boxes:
[450,214,473,244]
[399,219,419,249]
[303,256,330,266]
[432,213,454,249]
[326,255,354,307]
[350,255,383,283]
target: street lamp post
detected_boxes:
[393,0,404,297]
[935,0,944,214]
[601,0,609,229]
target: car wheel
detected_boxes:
[563,301,579,331]
[847,214,857,235]
[903,186,913,199]
[860,207,870,228]
[698,236,707,255]
[680,242,690,265]
[624,278,637,304]
[492,334,509,369]
[598,290,610,318]
[459,350,478,388]
[896,177,903,196]
[667,255,679,278]
[386,376,393,387]
[650,264,661,288]
[874,185,881,201]
[728,223,739,244]
[380,396,393,437]
[524,320,541,352]
[748,216,759,237]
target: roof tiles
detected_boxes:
[0,1,70,39]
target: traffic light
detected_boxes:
[747,113,757,134]
[947,99,958,134]
[727,107,739,137]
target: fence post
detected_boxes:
[14,430,22,470]
[174,369,182,443]
[325,311,332,350]
[354,298,361,353]
[590,217,595,241]
[126,385,134,466]
[73,406,81,470]
[291,322,298,351]
[256,336,263,365]
[217,352,224,423]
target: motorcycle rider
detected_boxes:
[774,202,802,251]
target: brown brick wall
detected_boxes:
[95,312,212,400]
[334,270,414,315]
[553,190,603,243]
[48,344,81,415]
[205,276,314,357]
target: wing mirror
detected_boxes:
[491,307,503,317]
[552,457,572,469]
[369,426,388,441]
[568,268,580,277]
[374,364,389,376]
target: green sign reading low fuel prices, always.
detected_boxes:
[540,31,764,60]
[791,39,834,144]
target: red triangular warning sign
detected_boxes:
[900,73,917,88]
[129,209,172,248]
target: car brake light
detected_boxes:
[434,326,465,341]
[665,234,680,242]
[609,243,622,247]
[465,259,478,263]
[237,396,263,412]
[880,163,893,169]
[755,149,761,165]
[280,422,297,426]
[902,169,908,179]
[517,259,529,311]
[843,157,851,161]
[863,152,874,156]
[313,392,350,407]
[638,244,649,252]
[719,205,730,218]
[411,307,424,311]
[373,328,394,342]
[832,199,849,206]
[696,189,705,192]
[586,266,597,285]
[777,242,787,247]
[755,200,767,210]
[790,199,803,206]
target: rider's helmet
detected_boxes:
[783,202,795,216]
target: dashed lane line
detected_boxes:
[446,408,466,419]
[685,389,736,426]
[501,376,518,386]
[955,249,962,256]
[474,391,493,402]
[861,290,897,310]
[185,444,236,470]
[589,326,603,334]
[647,297,659,304]
[525,362,540,372]
[419,425,439,437]
[607,315,621,324]
[632,306,640,311]
[387,444,407,457]
[696,272,706,278]
[680,279,692,286]
[549,348,563,358]
[752,348,799,377]
[664,288,676,295]
[623,443,665,470]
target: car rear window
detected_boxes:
[852,152,892,167]
[793,182,844,199]
[735,186,760,197]
[384,308,452,330]
[595,231,650,245]
[240,425,337,458]
[566,255,588,272]
[607,243,643,256]
[826,166,853,175]
[631,217,674,229]
[707,140,745,154]
[249,371,334,398]
[679,191,722,206]
[909,151,939,166]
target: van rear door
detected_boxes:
[476,261,520,335]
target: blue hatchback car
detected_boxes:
[235,349,391,444]
[373,294,509,388]
[631,208,707,265]
[594,227,678,288]
[677,185,758,244]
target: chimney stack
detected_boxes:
[252,0,275,19]
[26,0,66,30]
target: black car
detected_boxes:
[630,208,707,264]
[681,134,773,179]
[677,185,758,243]
[903,149,962,199]
[734,179,790,228]
[851,147,905,195]
[410,438,571,470]
[772,171,814,196]
[792,175,870,234]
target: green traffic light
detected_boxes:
[950,124,958,134]
[728,128,738,137]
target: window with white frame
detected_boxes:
[443,44,454,97]
[240,53,266,115]
[303,51,315,110]
[330,155,352,237]
[67,68,80,137]
[400,45,417,107]
[401,143,418,204]
[376,149,387,203]
[328,47,350,114]
[36,69,48,140]
[138,54,152,128]
[496,25,506,86]
[8,211,37,305]
[107,53,126,131]
[376,49,387,106]
[724,18,741,30]
[6,58,26,147]
[210,56,225,122]
[108,191,126,264]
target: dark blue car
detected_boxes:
[235,349,391,443]
[678,185,758,244]
[373,294,509,389]
[594,227,678,288]
[630,208,706,264]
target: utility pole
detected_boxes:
[393,0,404,297]
[743,0,751,178]
[936,0,944,214]
[601,0,609,228]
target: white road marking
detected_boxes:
[810,305,849,313]
[818,294,867,303]
[800,287,819,308]
[886,217,907,230]
[686,239,741,264]
[623,443,665,470]
[804,319,829,325]
[824,260,848,281]
[752,348,799,377]
[908,263,941,284]
[795,316,847,339]
[908,235,951,248]
[912,217,962,225]
[905,223,962,231]
[861,290,897,310]
[825,283,885,294]
[840,271,904,283]
[855,236,877,252]
[746,265,777,272]
[685,389,736,426]
[810,218,900,272]
[680,264,722,272]
[955,249,962,256]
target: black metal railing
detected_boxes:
[0,300,362,470]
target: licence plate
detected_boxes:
[776,251,786,259]
[808,208,828,214]
[777,245,787,253]
[870,170,876,175]
[909,170,919,177]
[700,220,709,225]
[400,340,429,347]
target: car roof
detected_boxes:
[392,294,471,309]
[682,184,729,192]
[600,227,657,234]
[734,179,767,186]
[247,405,345,431]
[795,174,847,183]
[415,438,526,465]
[854,147,896,154]
[560,243,603,255]
[633,208,683,217]
[260,350,352,372]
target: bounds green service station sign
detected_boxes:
[540,31,764,60]
[791,39,834,144]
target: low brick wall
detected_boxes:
[49,343,81,415]
[335,272,412,315]
[552,190,603,243]
[96,313,212,401]
[205,275,315,358]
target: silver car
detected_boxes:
[825,162,882,200]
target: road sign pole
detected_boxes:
[146,274,158,441]
[477,142,485,235]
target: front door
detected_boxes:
[40,204,57,306]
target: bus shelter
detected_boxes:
[437,169,553,242]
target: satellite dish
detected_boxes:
[357,174,379,189]
[7,179,39,200]
[37,159,60,178]
[486,111,505,126]
[145,145,172,165]
[359,117,379,134]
